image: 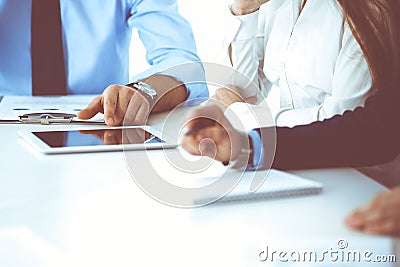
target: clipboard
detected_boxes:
[0,95,105,124]
[18,112,105,125]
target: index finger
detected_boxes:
[77,96,103,120]
[103,86,120,126]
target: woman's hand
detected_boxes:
[180,105,247,163]
[345,186,400,237]
[210,85,257,108]
[232,0,269,16]
[211,85,244,107]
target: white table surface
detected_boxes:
[0,108,398,267]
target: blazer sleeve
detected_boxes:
[261,84,400,170]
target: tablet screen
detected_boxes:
[33,128,165,148]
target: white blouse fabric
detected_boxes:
[222,0,372,128]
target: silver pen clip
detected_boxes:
[19,113,75,125]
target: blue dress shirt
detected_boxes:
[0,0,208,100]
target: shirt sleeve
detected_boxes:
[222,6,263,98]
[272,23,373,127]
[224,101,275,131]
[127,0,208,101]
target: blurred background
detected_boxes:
[129,0,232,78]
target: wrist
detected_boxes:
[231,4,259,16]
[126,81,158,107]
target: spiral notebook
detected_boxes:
[193,169,323,204]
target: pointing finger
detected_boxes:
[103,85,120,126]
[77,96,103,120]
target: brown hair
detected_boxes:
[336,0,400,90]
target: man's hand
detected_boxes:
[231,0,269,16]
[345,186,400,237]
[180,104,247,163]
[78,75,188,126]
[78,84,150,126]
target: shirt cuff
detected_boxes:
[224,102,275,131]
[270,106,322,128]
[247,130,263,171]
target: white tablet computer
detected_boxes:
[18,126,177,154]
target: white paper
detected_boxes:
[148,148,322,203]
[0,95,104,122]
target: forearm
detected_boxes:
[143,74,188,113]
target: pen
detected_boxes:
[183,117,216,136]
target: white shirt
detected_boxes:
[222,0,372,128]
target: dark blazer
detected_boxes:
[259,83,400,170]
